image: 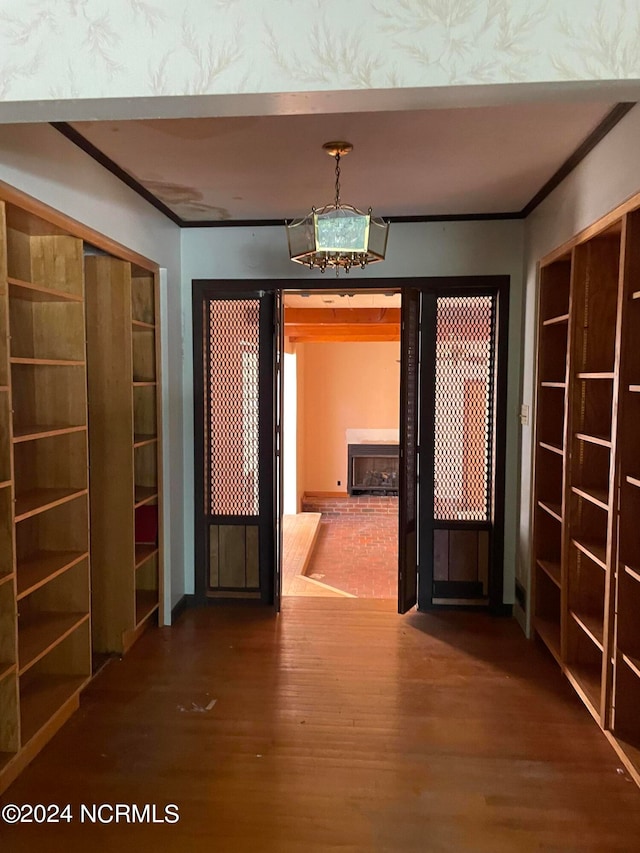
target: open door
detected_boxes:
[398,288,420,613]
[273,288,284,612]
[418,285,507,611]
[193,284,276,604]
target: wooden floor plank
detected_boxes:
[1,600,640,852]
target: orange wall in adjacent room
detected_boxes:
[298,341,400,494]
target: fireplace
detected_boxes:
[347,444,399,495]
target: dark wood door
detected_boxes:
[418,283,508,611]
[398,288,420,613]
[193,283,276,604]
[273,288,284,612]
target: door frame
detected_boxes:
[192,276,509,612]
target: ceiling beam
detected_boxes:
[284,308,400,325]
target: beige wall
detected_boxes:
[298,341,400,494]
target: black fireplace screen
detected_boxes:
[348,444,399,495]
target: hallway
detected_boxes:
[2,601,639,852]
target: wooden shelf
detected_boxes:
[534,617,562,664]
[18,612,89,675]
[15,488,87,522]
[630,385,640,393]
[624,565,640,584]
[539,441,564,456]
[20,674,87,745]
[566,663,601,719]
[632,290,640,300]
[571,485,609,511]
[134,486,158,508]
[627,475,640,489]
[577,372,615,380]
[540,381,566,388]
[575,432,612,448]
[8,278,82,304]
[135,544,158,569]
[135,590,158,627]
[10,357,85,367]
[0,662,16,683]
[13,424,86,443]
[0,479,12,490]
[542,313,570,326]
[537,559,561,588]
[0,386,9,392]
[0,573,14,588]
[132,319,155,330]
[133,434,157,448]
[538,500,562,523]
[622,654,640,680]
[17,551,87,599]
[572,537,607,570]
[132,381,156,387]
[570,610,604,651]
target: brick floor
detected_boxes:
[302,496,398,599]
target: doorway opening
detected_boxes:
[281,289,401,600]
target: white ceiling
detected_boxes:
[71,102,615,222]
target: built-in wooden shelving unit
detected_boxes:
[533,200,640,788]
[85,256,161,656]
[0,186,162,795]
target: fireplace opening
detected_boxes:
[348,444,399,496]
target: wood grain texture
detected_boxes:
[84,257,135,653]
[2,601,640,851]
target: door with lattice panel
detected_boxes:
[193,285,277,604]
[418,283,508,610]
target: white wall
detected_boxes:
[519,103,640,632]
[0,123,185,618]
[181,219,525,603]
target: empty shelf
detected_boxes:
[577,372,615,379]
[535,617,561,664]
[134,486,158,508]
[13,424,86,443]
[15,488,87,522]
[571,485,609,511]
[570,610,604,651]
[10,357,85,367]
[8,278,82,303]
[566,663,602,718]
[18,612,89,675]
[17,551,87,599]
[542,313,570,326]
[135,544,158,569]
[538,500,562,522]
[537,559,561,588]
[133,434,157,448]
[539,441,564,456]
[575,432,612,448]
[572,538,607,570]
[135,590,158,627]
[622,654,640,680]
[20,674,87,745]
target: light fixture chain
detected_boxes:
[334,153,341,208]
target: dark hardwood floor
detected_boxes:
[2,599,640,852]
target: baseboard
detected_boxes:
[171,594,190,621]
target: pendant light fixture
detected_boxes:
[286,141,389,275]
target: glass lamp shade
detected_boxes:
[286,203,388,272]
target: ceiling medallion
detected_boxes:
[286,141,389,275]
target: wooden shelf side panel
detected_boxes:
[5,221,84,299]
[85,256,136,654]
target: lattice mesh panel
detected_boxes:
[434,296,495,521]
[207,299,260,516]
